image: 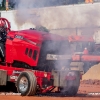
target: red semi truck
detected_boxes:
[0,18,81,96]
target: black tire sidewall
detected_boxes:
[61,71,80,96]
[67,71,80,95]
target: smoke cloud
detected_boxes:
[13,0,68,28]
[13,0,44,28]
[48,4,100,37]
[13,0,100,33]
[78,8,100,36]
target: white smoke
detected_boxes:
[14,0,42,29]
[13,0,62,28]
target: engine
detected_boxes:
[37,40,71,72]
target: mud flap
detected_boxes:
[52,70,60,87]
[0,70,7,85]
[52,70,76,87]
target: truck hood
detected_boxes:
[11,29,66,42]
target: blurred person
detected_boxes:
[0,20,7,62]
[83,47,88,55]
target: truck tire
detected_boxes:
[16,71,37,96]
[61,71,80,96]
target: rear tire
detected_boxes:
[61,71,80,96]
[16,71,37,96]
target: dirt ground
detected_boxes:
[0,81,100,100]
[79,80,100,93]
[0,96,100,100]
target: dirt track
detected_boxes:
[1,82,100,100]
[0,84,100,100]
[1,79,100,100]
[0,96,100,100]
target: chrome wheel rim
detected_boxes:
[19,77,28,92]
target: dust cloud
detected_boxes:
[49,6,100,36]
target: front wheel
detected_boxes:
[16,71,37,96]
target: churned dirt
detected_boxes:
[0,96,100,100]
[78,63,100,96]
[79,80,100,93]
[0,80,100,100]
